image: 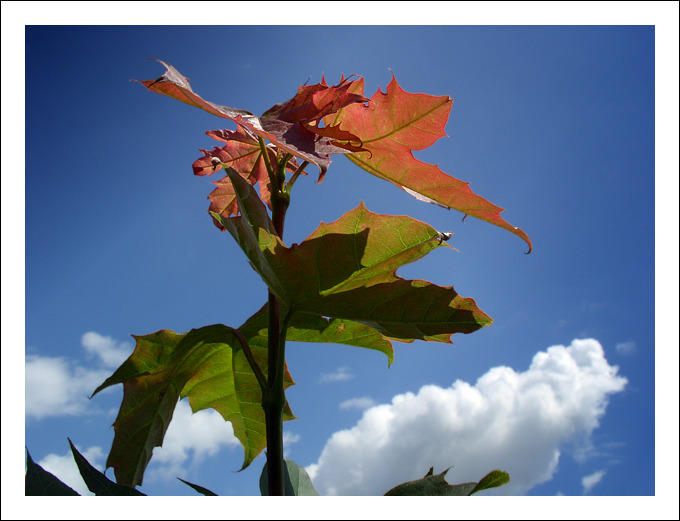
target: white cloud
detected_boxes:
[26,330,131,420]
[283,431,301,457]
[582,469,606,494]
[615,341,636,355]
[306,339,627,496]
[37,445,106,496]
[339,397,376,411]
[81,331,132,368]
[319,366,353,383]
[25,355,110,419]
[146,400,241,482]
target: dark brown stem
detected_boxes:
[262,151,292,495]
[264,291,286,495]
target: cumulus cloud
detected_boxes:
[81,331,132,368]
[582,469,606,494]
[25,355,110,419]
[615,341,636,355]
[283,431,301,457]
[319,366,353,383]
[146,400,241,482]
[339,397,376,411]
[37,445,106,496]
[26,330,134,420]
[306,339,627,495]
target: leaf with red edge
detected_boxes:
[191,127,299,230]
[262,75,368,125]
[137,59,367,179]
[136,58,255,121]
[328,76,532,252]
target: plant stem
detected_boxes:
[262,151,291,496]
[258,137,276,188]
[264,291,285,495]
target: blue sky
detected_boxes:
[4,3,679,518]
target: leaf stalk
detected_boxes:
[285,160,309,193]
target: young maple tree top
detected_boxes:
[138,59,532,252]
[91,61,533,488]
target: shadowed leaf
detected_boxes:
[241,303,394,366]
[259,459,320,496]
[68,439,145,496]
[215,170,492,343]
[25,447,80,496]
[384,467,508,496]
[178,478,219,496]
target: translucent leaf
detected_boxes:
[92,325,295,486]
[215,170,492,343]
[329,76,532,252]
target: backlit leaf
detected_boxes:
[329,76,532,252]
[138,59,367,179]
[468,469,511,494]
[92,324,295,486]
[192,127,302,230]
[215,170,492,343]
[241,303,394,366]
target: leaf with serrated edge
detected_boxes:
[192,127,301,230]
[328,76,532,252]
[384,467,495,496]
[192,127,274,229]
[215,171,492,343]
[137,59,366,178]
[241,303,394,366]
[92,324,294,486]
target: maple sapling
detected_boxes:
[26,59,530,496]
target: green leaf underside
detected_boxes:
[241,303,394,366]
[259,460,320,496]
[384,467,508,496]
[93,297,399,488]
[178,478,219,496]
[216,170,492,342]
[68,439,145,496]
[25,448,80,496]
[92,324,295,486]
